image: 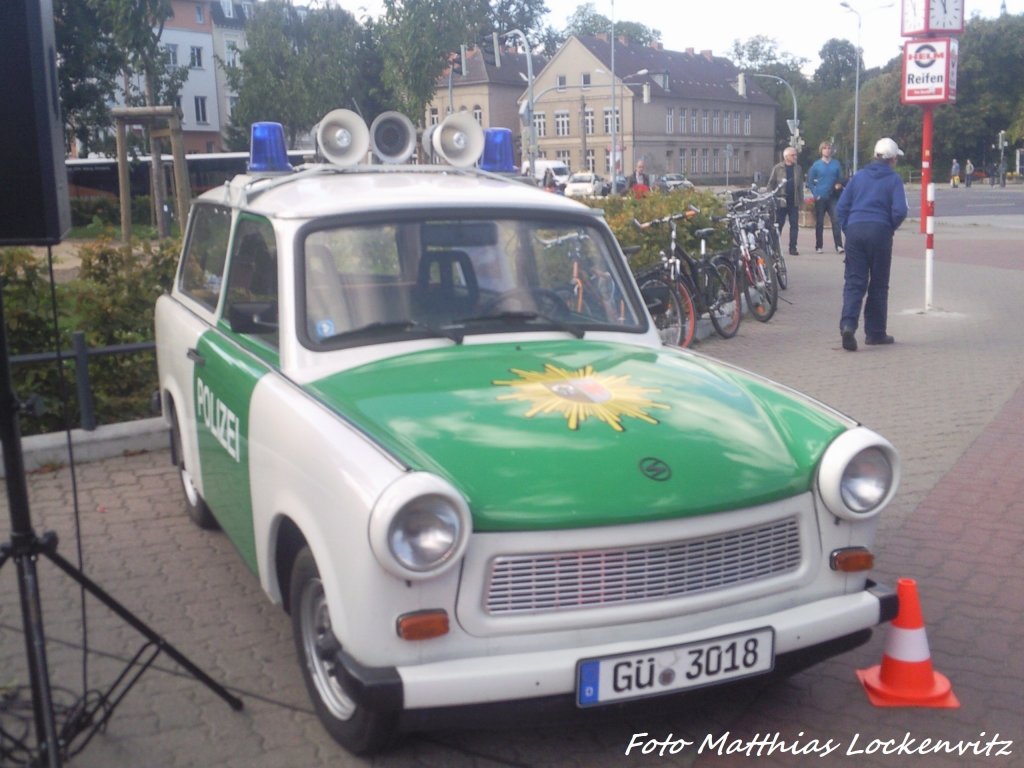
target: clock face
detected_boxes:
[902,0,926,35]
[928,0,964,30]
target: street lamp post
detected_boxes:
[840,2,863,172]
[609,0,617,184]
[750,73,799,148]
[840,1,893,172]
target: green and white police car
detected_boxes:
[155,111,899,754]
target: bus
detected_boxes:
[66,150,312,199]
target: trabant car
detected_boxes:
[155,110,899,755]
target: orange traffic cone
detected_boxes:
[856,577,959,708]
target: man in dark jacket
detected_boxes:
[836,137,908,351]
[767,146,803,256]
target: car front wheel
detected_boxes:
[289,546,398,755]
[169,404,218,529]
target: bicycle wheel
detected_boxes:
[706,254,742,338]
[763,228,788,290]
[639,274,685,347]
[674,276,697,348]
[743,249,778,323]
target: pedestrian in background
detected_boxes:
[767,146,803,256]
[807,141,845,254]
[964,159,974,188]
[950,158,960,188]
[628,159,652,198]
[836,137,908,352]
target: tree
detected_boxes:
[813,38,857,91]
[376,0,489,122]
[224,1,307,147]
[488,0,549,36]
[729,35,806,73]
[563,2,660,46]
[55,0,124,156]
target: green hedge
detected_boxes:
[1,238,178,436]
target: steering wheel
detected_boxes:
[477,287,568,317]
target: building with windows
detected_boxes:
[430,35,778,184]
[426,46,543,168]
[524,36,778,184]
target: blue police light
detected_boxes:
[479,128,514,172]
[248,122,293,174]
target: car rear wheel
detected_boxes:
[169,404,218,529]
[290,547,398,755]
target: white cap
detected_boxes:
[874,138,904,159]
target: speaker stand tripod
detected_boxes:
[1,287,243,767]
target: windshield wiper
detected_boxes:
[456,311,585,339]
[320,320,462,344]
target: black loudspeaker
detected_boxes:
[0,0,71,245]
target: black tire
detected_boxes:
[743,250,778,323]
[763,229,788,290]
[707,255,742,339]
[290,547,398,755]
[169,403,218,530]
[674,278,697,348]
[639,275,684,346]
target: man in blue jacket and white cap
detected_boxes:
[836,137,909,352]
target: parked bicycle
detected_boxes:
[727,184,788,292]
[633,209,741,345]
[718,206,778,323]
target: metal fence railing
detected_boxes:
[10,331,155,432]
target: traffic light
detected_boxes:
[479,32,501,68]
[449,48,463,76]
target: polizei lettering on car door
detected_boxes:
[196,377,241,461]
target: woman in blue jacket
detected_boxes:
[836,138,909,351]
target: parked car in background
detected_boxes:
[155,108,901,757]
[661,173,695,191]
[564,171,605,198]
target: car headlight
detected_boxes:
[818,427,899,521]
[369,473,471,580]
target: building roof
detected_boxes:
[576,35,776,107]
[439,47,546,89]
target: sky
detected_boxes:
[337,0,1014,73]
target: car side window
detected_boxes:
[225,216,279,346]
[179,203,232,310]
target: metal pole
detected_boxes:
[852,10,862,172]
[506,29,535,179]
[609,1,616,187]
[750,73,798,145]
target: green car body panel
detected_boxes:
[305,340,849,531]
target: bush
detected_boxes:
[1,237,179,435]
[580,188,733,271]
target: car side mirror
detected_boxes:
[229,301,278,334]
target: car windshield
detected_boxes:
[569,174,594,183]
[300,216,644,349]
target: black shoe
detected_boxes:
[841,329,857,351]
[789,248,799,256]
[865,334,895,345]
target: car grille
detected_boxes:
[485,516,802,615]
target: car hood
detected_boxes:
[304,340,851,531]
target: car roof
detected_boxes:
[200,164,599,221]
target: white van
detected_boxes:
[528,159,570,190]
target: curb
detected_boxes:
[0,417,169,477]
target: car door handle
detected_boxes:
[187,348,206,366]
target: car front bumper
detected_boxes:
[334,581,897,715]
